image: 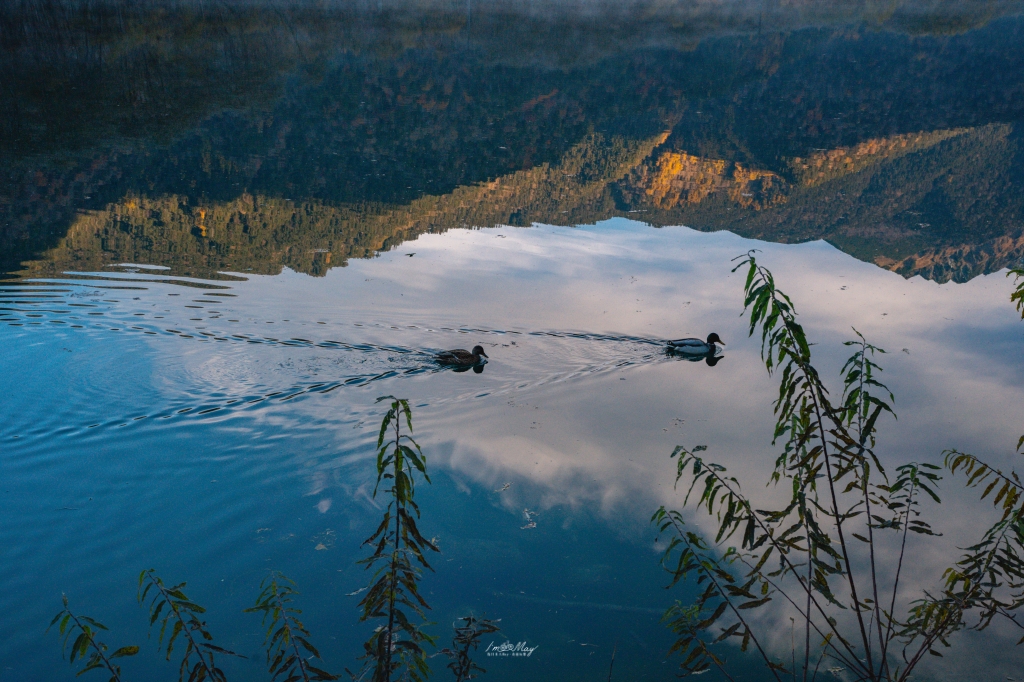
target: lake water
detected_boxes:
[2,2,1024,681]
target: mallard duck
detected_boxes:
[436,345,488,367]
[667,333,725,355]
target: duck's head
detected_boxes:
[707,333,725,346]
[472,345,489,358]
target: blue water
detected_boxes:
[4,2,1024,679]
[3,221,1023,680]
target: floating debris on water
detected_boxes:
[311,528,336,550]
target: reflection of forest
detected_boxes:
[623,124,1024,282]
[21,134,665,279]
[3,0,1024,282]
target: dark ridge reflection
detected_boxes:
[3,0,1024,283]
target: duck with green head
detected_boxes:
[666,333,725,356]
[436,344,488,367]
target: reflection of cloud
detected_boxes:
[165,219,1021,521]
[149,219,1023,676]
[305,470,331,497]
[352,223,1024,676]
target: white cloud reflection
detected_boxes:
[326,220,1024,677]
[159,219,1024,677]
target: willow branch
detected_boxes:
[880,477,918,675]
[698,467,868,676]
[149,577,217,678]
[734,555,860,673]
[664,512,786,682]
[66,611,125,682]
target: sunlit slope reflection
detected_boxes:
[13,133,664,279]
[15,121,1024,285]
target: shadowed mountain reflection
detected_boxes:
[3,0,1024,282]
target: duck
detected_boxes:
[436,345,489,367]
[667,333,725,356]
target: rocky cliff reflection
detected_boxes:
[3,0,1024,284]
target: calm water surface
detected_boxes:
[2,2,1024,680]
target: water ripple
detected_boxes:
[1,272,684,441]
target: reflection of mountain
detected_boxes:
[4,2,1024,282]
[619,124,1024,281]
[18,133,664,279]
[19,124,1024,283]
[788,130,968,187]
[618,152,789,210]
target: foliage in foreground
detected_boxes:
[49,595,139,682]
[52,399,497,682]
[245,571,339,681]
[435,615,502,682]
[350,396,440,682]
[138,569,241,682]
[1010,266,1024,322]
[52,569,332,682]
[653,252,1024,681]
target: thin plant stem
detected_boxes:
[148,576,217,679]
[734,556,860,673]
[880,476,917,677]
[759,271,876,678]
[664,513,786,682]
[853,343,889,679]
[896,607,959,682]
[815,402,876,681]
[811,643,829,681]
[804,539,812,682]
[713,655,740,682]
[275,592,312,682]
[790,618,797,682]
[65,610,124,682]
[383,415,404,682]
[897,520,1017,681]
[863,468,886,678]
[698,467,868,676]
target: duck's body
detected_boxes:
[667,333,725,356]
[436,345,488,367]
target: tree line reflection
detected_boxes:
[3,0,1024,282]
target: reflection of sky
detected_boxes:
[2,219,1023,680]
